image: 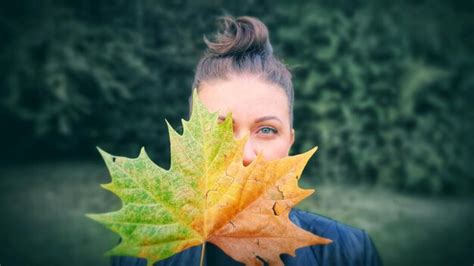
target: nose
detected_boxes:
[242,138,257,166]
[234,128,258,166]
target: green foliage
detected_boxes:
[1,0,472,194]
[269,3,474,194]
[3,14,145,135]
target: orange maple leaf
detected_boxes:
[87,91,331,266]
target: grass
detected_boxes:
[0,161,472,266]
[298,180,474,266]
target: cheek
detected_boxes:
[259,139,292,161]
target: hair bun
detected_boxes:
[204,16,273,57]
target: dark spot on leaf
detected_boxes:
[272,202,278,216]
[205,189,217,199]
[112,157,116,162]
[276,186,285,199]
[256,255,268,266]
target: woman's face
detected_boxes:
[198,74,295,166]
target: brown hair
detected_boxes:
[190,16,294,126]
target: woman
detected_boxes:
[113,16,382,266]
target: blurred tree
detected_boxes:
[0,0,472,194]
[269,1,473,194]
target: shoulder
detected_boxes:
[288,208,383,266]
[289,208,369,247]
[111,245,201,266]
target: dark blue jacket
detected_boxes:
[112,209,382,266]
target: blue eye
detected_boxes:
[259,127,277,135]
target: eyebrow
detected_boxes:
[218,115,283,124]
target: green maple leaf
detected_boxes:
[87,90,331,266]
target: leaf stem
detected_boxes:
[200,242,206,266]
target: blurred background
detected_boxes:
[0,0,473,265]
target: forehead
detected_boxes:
[197,75,290,123]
